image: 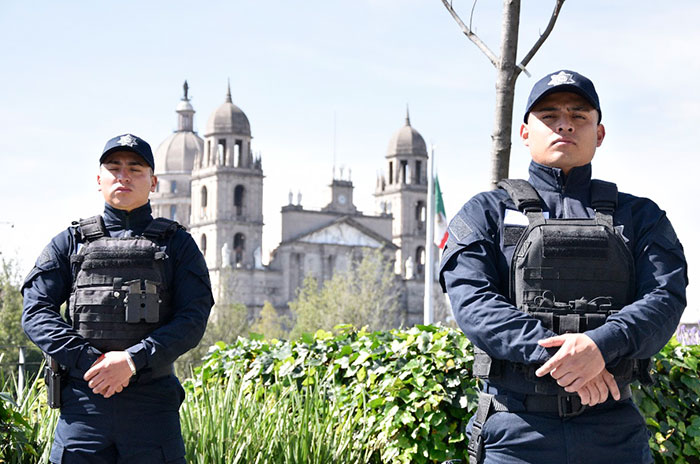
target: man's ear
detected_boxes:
[151,175,158,193]
[97,174,102,192]
[520,123,530,147]
[596,124,606,148]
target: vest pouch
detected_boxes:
[124,280,160,323]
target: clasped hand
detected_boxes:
[535,334,620,406]
[83,351,133,398]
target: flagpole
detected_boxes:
[424,146,435,325]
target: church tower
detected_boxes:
[151,81,203,228]
[189,83,264,277]
[374,109,429,279]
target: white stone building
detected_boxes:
[152,82,444,326]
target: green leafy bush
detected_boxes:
[193,325,477,463]
[195,326,700,464]
[634,338,700,463]
[0,369,57,464]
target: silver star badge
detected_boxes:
[117,134,138,147]
[547,71,575,86]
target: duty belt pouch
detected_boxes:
[44,354,64,409]
[125,280,160,323]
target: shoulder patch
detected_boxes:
[36,244,55,268]
[448,215,472,243]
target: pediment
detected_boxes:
[298,222,383,247]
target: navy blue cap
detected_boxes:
[524,70,601,123]
[100,134,155,170]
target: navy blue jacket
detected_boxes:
[440,162,687,373]
[21,202,214,379]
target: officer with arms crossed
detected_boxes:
[440,71,687,463]
[22,134,214,463]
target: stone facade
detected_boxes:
[152,83,446,326]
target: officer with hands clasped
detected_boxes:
[440,71,687,463]
[22,134,214,463]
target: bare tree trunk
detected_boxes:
[490,0,520,189]
[439,0,566,189]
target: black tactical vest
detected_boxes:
[500,179,635,333]
[69,215,179,353]
[472,180,651,388]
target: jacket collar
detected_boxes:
[103,202,153,230]
[527,161,592,194]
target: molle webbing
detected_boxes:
[71,215,178,353]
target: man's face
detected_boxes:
[97,151,157,211]
[521,91,605,174]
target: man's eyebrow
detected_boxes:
[532,106,557,112]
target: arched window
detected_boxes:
[201,186,208,208]
[416,246,425,275]
[415,201,426,230]
[206,141,211,166]
[217,139,227,165]
[234,185,245,216]
[233,233,245,266]
[200,234,207,257]
[234,141,242,167]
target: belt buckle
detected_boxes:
[557,394,586,418]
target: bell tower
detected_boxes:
[374,109,429,279]
[189,83,264,275]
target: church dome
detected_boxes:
[386,110,427,158]
[205,85,251,137]
[154,131,203,174]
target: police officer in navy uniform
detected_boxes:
[439,71,687,463]
[22,134,214,463]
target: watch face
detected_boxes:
[338,194,346,204]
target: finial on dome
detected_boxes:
[405,104,411,126]
[183,80,189,101]
[226,79,232,103]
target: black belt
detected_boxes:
[522,385,631,417]
[467,387,632,464]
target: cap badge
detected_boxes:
[117,134,138,147]
[547,71,575,87]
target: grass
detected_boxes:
[180,368,380,464]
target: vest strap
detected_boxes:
[467,393,510,464]
[142,218,180,241]
[590,179,618,213]
[78,216,107,242]
[497,179,543,213]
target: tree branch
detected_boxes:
[516,0,565,77]
[440,0,498,68]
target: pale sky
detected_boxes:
[1,1,697,322]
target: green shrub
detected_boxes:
[196,326,700,464]
[193,325,477,463]
[0,369,57,464]
[634,338,700,463]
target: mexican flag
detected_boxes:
[435,175,448,249]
